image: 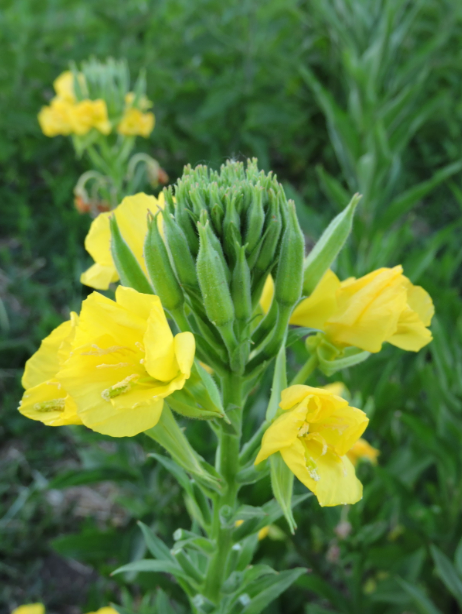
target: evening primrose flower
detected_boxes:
[57,287,195,437]
[255,385,368,507]
[81,192,165,290]
[261,266,434,353]
[19,313,82,426]
[347,438,379,466]
[118,108,155,137]
[69,99,111,135]
[86,609,119,614]
[11,604,45,614]
[38,98,74,137]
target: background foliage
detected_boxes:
[1,0,462,612]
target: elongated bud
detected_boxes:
[223,193,241,266]
[251,193,282,295]
[162,207,200,292]
[175,199,199,256]
[303,193,360,294]
[200,211,231,284]
[232,245,252,323]
[274,201,304,307]
[196,221,235,328]
[144,212,184,312]
[245,186,264,254]
[109,216,152,294]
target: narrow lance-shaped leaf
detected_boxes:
[109,215,153,294]
[303,193,360,295]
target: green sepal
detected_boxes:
[270,453,296,534]
[144,212,184,311]
[168,361,226,421]
[232,244,252,323]
[303,193,360,295]
[307,334,370,376]
[109,215,152,294]
[145,405,222,493]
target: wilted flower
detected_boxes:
[81,192,165,290]
[255,385,368,506]
[20,287,195,437]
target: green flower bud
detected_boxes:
[274,201,304,308]
[144,212,184,312]
[109,215,152,294]
[245,186,264,254]
[232,245,252,323]
[175,198,199,256]
[196,221,235,328]
[162,206,200,293]
[200,210,231,284]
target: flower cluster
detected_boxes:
[38,65,154,139]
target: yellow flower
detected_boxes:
[53,70,77,102]
[19,313,82,426]
[118,108,155,137]
[38,98,74,137]
[56,287,195,437]
[86,609,119,614]
[69,99,111,135]
[346,438,379,466]
[235,520,269,540]
[255,385,368,507]
[263,266,434,353]
[81,192,165,290]
[11,605,45,614]
[322,382,348,398]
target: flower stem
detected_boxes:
[290,353,318,386]
[203,372,243,603]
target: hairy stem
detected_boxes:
[204,372,243,603]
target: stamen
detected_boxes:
[34,399,66,413]
[96,362,130,369]
[101,374,139,401]
[82,344,133,356]
[298,422,310,437]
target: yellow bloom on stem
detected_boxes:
[81,192,165,290]
[19,313,82,426]
[86,608,119,614]
[38,98,74,137]
[53,70,77,102]
[255,385,368,507]
[11,604,45,614]
[347,438,379,466]
[57,287,195,437]
[118,108,155,137]
[69,99,111,135]
[263,266,434,353]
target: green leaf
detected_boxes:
[49,466,138,489]
[286,327,319,347]
[315,165,351,211]
[241,567,306,614]
[111,559,188,582]
[111,605,136,614]
[137,521,175,562]
[266,342,287,421]
[455,538,462,576]
[302,192,360,294]
[397,578,443,614]
[430,545,462,608]
[148,452,193,496]
[109,215,153,293]
[270,453,296,534]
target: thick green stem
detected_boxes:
[204,373,243,603]
[290,353,318,386]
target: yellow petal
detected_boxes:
[387,280,434,351]
[80,263,119,290]
[326,266,407,352]
[310,445,362,507]
[19,380,82,426]
[22,319,74,389]
[259,275,274,313]
[143,299,178,382]
[174,332,196,377]
[115,285,158,322]
[322,382,348,398]
[309,404,368,456]
[86,609,120,614]
[347,438,380,466]
[255,402,308,464]
[84,211,113,267]
[406,282,434,326]
[11,604,45,614]
[290,269,340,328]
